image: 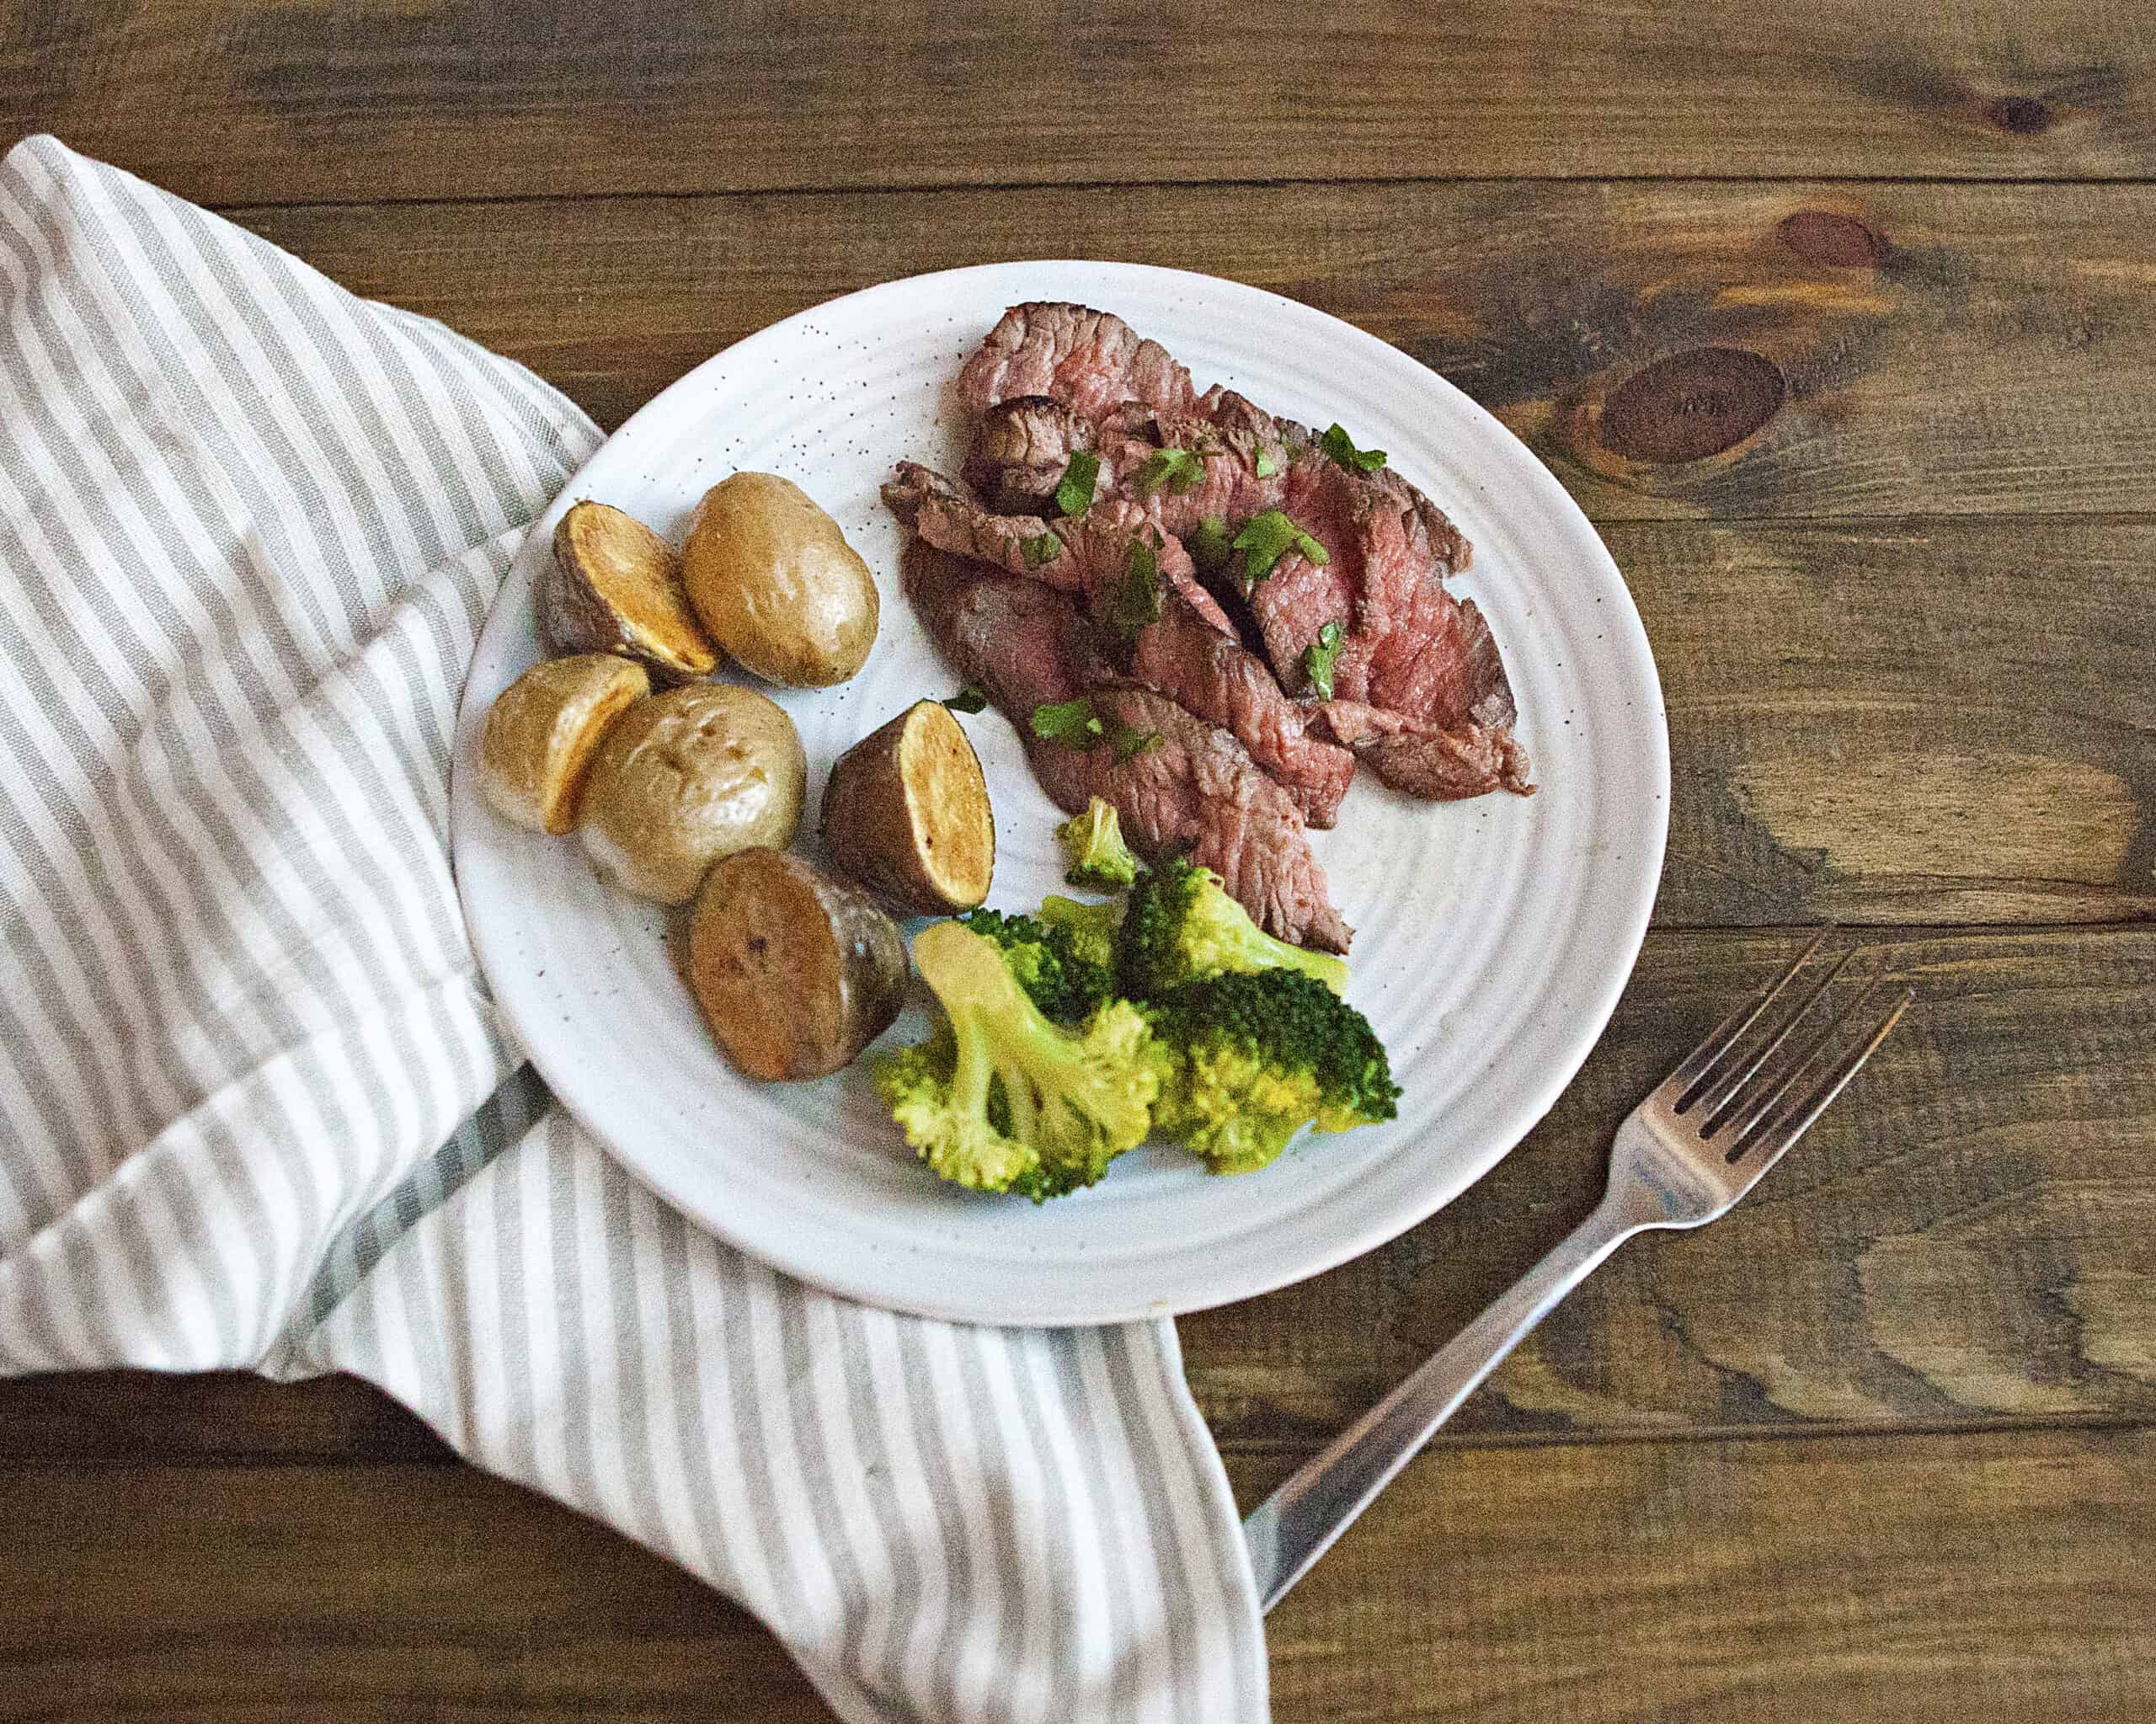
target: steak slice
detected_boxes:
[1316,698,1532,800]
[958,302,1199,424]
[888,464,1356,826]
[962,395,1096,515]
[903,543,1351,953]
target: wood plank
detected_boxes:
[3,1430,2148,1721]
[1253,1426,2156,1723]
[1187,926,2156,1445]
[229,179,2156,519]
[4,928,2148,1465]
[6,2,2155,205]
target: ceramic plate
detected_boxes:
[449,262,1668,1326]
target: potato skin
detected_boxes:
[479,654,650,835]
[822,700,994,915]
[686,847,909,1080]
[682,472,878,688]
[577,683,805,904]
[543,500,718,685]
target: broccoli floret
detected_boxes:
[1118,857,1348,999]
[1038,893,1123,975]
[1057,797,1141,889]
[956,905,1113,1025]
[874,921,1160,1201]
[1145,969,1399,1174]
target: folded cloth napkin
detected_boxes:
[0,135,1266,1722]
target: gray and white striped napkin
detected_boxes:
[0,135,1266,1722]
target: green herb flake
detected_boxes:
[1103,539,1163,642]
[1187,515,1233,574]
[1135,446,1207,496]
[1054,452,1100,518]
[1111,723,1165,761]
[1254,447,1281,478]
[1230,510,1330,587]
[1301,621,1344,701]
[942,686,989,714]
[1316,423,1387,472]
[1020,531,1065,568]
[1031,697,1104,749]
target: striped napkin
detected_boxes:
[0,135,1266,1722]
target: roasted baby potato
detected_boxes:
[577,683,805,904]
[682,472,878,687]
[686,847,909,1081]
[821,699,994,915]
[478,654,651,835]
[543,499,720,684]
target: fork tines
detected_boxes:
[1670,930,1913,1162]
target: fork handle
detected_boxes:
[1241,1195,1646,1613]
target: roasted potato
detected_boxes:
[478,654,650,835]
[543,500,720,684]
[821,699,994,915]
[682,472,878,687]
[686,847,909,1080]
[578,683,805,904]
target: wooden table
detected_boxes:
[6,5,2153,1718]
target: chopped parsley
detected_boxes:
[942,686,989,714]
[1230,510,1329,586]
[1054,451,1100,518]
[1317,423,1387,472]
[1111,723,1165,761]
[1020,531,1064,568]
[1102,539,1162,643]
[1254,446,1281,478]
[1135,446,1207,495]
[1031,697,1103,748]
[1187,515,1233,574]
[1302,622,1344,700]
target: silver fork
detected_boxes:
[1242,931,1912,1613]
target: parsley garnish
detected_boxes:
[942,686,989,714]
[1020,531,1064,568]
[1112,724,1165,761]
[1187,515,1232,574]
[1054,452,1100,518]
[1317,423,1386,472]
[1302,622,1344,700]
[1135,446,1206,495]
[1102,539,1162,643]
[1230,510,1329,586]
[1254,447,1281,478]
[1031,697,1103,748]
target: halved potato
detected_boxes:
[686,847,909,1081]
[821,699,994,915]
[478,654,651,835]
[578,683,805,904]
[682,472,878,687]
[543,499,719,684]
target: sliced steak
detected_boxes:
[1317,698,1532,800]
[903,543,1351,952]
[962,395,1095,515]
[958,302,1199,423]
[889,466,1354,825]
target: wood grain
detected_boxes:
[5,1,2154,205]
[228,179,2156,519]
[5,1428,2148,1722]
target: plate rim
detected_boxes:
[450,259,1670,1326]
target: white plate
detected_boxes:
[449,262,1668,1327]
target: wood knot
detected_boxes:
[1598,348,1786,465]
[1778,211,1885,268]
[1988,95,2055,134]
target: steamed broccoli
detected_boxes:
[1057,797,1141,889]
[1038,893,1123,976]
[1118,858,1348,998]
[874,921,1160,1201]
[1145,968,1400,1175]
[956,905,1113,1025]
